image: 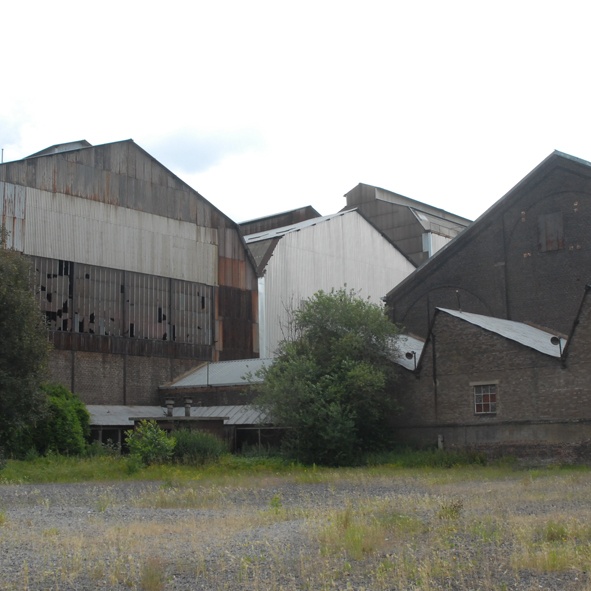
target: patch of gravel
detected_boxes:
[0,477,589,590]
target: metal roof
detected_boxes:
[392,334,425,370]
[438,308,566,357]
[87,404,266,427]
[243,210,357,243]
[409,208,468,237]
[167,358,272,388]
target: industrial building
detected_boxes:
[0,139,259,406]
[342,183,471,267]
[243,209,416,357]
[386,151,591,339]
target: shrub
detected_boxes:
[172,429,227,465]
[33,384,90,456]
[255,288,401,466]
[125,420,175,466]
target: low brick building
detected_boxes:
[392,285,591,462]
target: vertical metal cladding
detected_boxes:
[0,181,26,250]
[32,256,213,346]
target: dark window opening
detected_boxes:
[538,212,564,252]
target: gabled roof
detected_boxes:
[437,308,566,358]
[387,151,591,298]
[26,140,93,158]
[239,205,322,235]
[243,208,415,274]
[345,183,471,230]
[244,210,356,244]
[164,358,272,389]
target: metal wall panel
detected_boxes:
[32,255,213,346]
[0,181,26,250]
[259,212,416,356]
[23,188,218,284]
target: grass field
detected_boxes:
[1,454,591,589]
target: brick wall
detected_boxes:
[388,155,591,339]
[391,302,591,452]
[47,349,197,405]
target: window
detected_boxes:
[538,212,564,252]
[473,384,497,414]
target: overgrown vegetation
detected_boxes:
[1,461,590,590]
[33,384,90,456]
[0,231,50,456]
[255,288,401,466]
[172,428,227,465]
[125,420,176,466]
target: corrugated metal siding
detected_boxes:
[430,232,452,256]
[23,187,218,284]
[32,256,214,345]
[0,181,26,250]
[260,212,416,356]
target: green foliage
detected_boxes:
[366,447,488,468]
[172,429,227,465]
[33,384,90,456]
[0,238,50,456]
[255,288,400,466]
[125,420,176,466]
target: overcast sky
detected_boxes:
[2,1,590,223]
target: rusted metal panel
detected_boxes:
[35,255,215,347]
[0,181,26,250]
[239,206,321,236]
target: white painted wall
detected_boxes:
[1,183,218,285]
[258,211,416,356]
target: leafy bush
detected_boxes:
[255,288,400,466]
[33,384,90,456]
[125,420,175,466]
[172,429,227,465]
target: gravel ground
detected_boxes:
[0,475,590,590]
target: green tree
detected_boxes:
[255,288,400,466]
[33,384,90,455]
[0,234,50,455]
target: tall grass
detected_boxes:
[2,457,591,589]
[172,429,227,465]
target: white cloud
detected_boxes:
[2,1,591,222]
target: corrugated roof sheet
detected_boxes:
[410,208,468,237]
[167,358,272,388]
[392,334,425,370]
[87,405,266,426]
[439,308,566,357]
[244,210,356,243]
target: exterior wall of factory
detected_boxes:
[0,140,258,405]
[392,292,591,462]
[343,183,470,267]
[239,205,321,236]
[386,152,591,340]
[253,211,416,356]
